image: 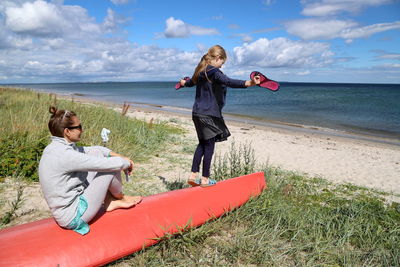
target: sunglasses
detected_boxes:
[66,124,82,130]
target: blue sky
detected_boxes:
[0,0,399,83]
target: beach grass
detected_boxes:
[1,87,399,265]
[0,87,182,182]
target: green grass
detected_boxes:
[1,87,399,266]
[0,87,182,182]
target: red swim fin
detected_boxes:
[250,71,280,91]
[175,77,190,90]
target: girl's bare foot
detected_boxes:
[201,177,209,185]
[105,193,142,212]
[188,172,198,180]
[187,172,200,186]
[200,177,217,187]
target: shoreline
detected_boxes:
[125,101,400,147]
[39,87,400,147]
[7,85,400,145]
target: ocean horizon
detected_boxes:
[3,81,400,143]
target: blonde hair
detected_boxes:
[191,45,227,84]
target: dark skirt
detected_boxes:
[192,113,231,142]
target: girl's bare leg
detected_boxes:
[188,172,198,181]
[187,172,200,186]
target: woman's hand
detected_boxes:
[109,151,134,174]
[180,79,186,86]
[120,156,134,175]
[127,159,134,175]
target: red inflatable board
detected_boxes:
[0,172,266,266]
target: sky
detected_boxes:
[0,0,399,84]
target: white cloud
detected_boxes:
[229,27,280,44]
[374,63,400,69]
[5,0,67,37]
[340,21,400,40]
[232,38,334,68]
[0,24,202,82]
[379,54,400,60]
[285,19,357,40]
[371,50,400,60]
[285,18,400,42]
[211,15,223,20]
[0,26,33,49]
[301,0,393,16]
[189,25,219,36]
[4,0,101,38]
[110,0,131,5]
[241,35,253,43]
[232,34,253,43]
[228,24,240,29]
[103,8,131,32]
[297,70,311,75]
[263,0,275,6]
[1,1,396,83]
[164,17,219,38]
[164,17,189,38]
[0,1,202,82]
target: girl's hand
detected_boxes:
[245,75,261,87]
[180,79,186,86]
[252,75,261,85]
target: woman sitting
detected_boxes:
[39,106,142,235]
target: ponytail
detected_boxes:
[192,54,210,84]
[191,45,227,84]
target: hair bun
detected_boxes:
[49,105,58,115]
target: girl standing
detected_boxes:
[179,45,260,187]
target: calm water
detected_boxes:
[6,81,400,140]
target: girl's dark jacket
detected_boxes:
[184,65,246,118]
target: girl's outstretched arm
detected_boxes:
[214,71,260,88]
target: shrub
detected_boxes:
[212,140,256,180]
[0,131,49,182]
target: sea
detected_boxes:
[5,81,400,144]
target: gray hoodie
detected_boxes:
[39,136,130,227]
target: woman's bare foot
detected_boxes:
[105,193,142,212]
[122,195,143,204]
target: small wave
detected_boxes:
[71,93,87,97]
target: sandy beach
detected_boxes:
[119,102,400,195]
